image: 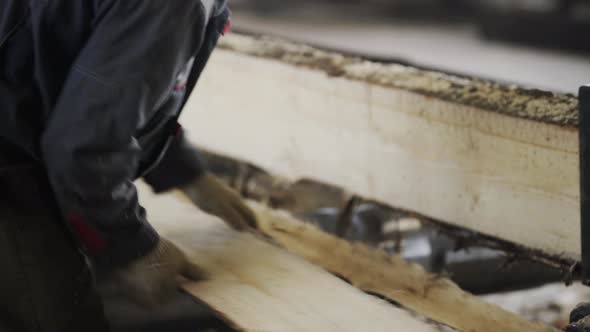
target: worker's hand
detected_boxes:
[181,173,258,231]
[116,237,207,308]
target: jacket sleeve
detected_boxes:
[144,0,230,193]
[143,129,207,193]
[41,0,208,268]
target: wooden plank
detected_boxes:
[138,183,438,332]
[252,203,560,332]
[182,34,580,260]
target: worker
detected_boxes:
[0,0,256,331]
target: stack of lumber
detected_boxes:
[139,32,580,331]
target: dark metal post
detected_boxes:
[579,85,590,285]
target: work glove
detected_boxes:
[566,316,590,332]
[567,303,590,332]
[181,173,258,231]
[116,237,206,308]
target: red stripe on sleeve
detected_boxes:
[67,213,107,255]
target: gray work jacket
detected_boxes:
[0,0,229,267]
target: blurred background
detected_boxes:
[230,0,590,93]
[204,2,590,328]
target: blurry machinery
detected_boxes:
[302,201,564,295]
[202,151,565,296]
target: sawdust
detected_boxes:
[219,34,579,127]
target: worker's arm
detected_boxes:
[142,0,258,231]
[41,0,209,268]
[143,125,258,231]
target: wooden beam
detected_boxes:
[138,183,438,332]
[253,202,559,332]
[182,33,580,260]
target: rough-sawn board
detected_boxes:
[183,33,580,260]
[139,183,557,332]
[139,183,438,332]
[254,203,558,332]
